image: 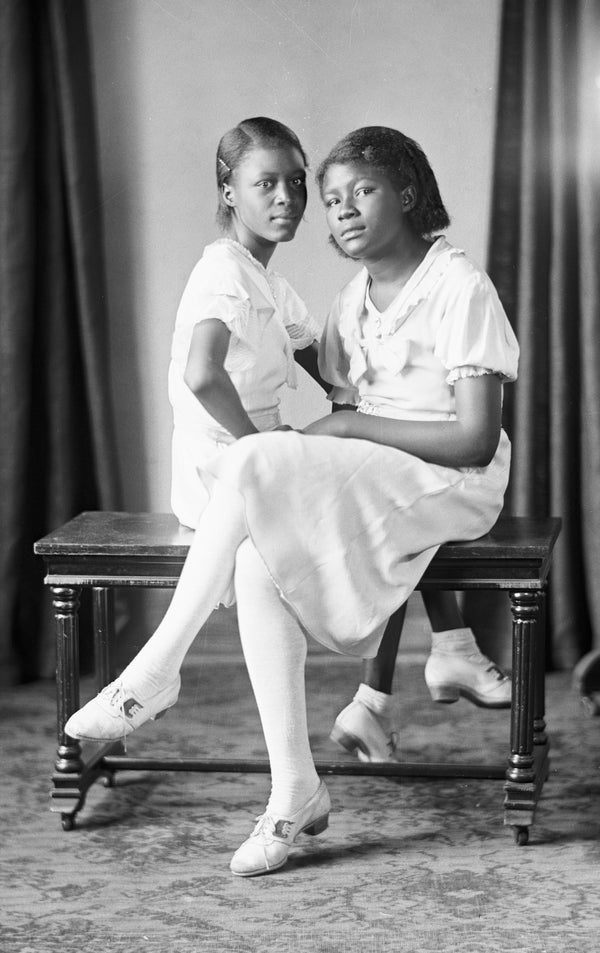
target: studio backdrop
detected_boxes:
[0,0,120,684]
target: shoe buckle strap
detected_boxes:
[486,663,509,682]
[273,819,294,839]
[104,682,145,718]
[252,813,293,842]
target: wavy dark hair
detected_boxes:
[315,126,450,238]
[215,117,308,230]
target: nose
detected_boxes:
[274,182,293,205]
[337,196,357,220]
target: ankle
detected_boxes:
[430,627,481,658]
[356,682,394,713]
[267,776,320,817]
[119,659,179,697]
[354,683,397,732]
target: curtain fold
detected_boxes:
[0,0,121,684]
[488,0,600,666]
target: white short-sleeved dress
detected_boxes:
[168,238,320,528]
[202,237,520,658]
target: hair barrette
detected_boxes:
[218,157,231,173]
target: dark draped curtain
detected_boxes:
[488,0,600,667]
[0,0,121,684]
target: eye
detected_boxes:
[256,180,274,189]
[356,187,374,197]
[325,197,339,208]
[291,176,306,188]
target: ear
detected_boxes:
[401,184,417,213]
[222,183,236,208]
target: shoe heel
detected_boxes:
[428,683,460,704]
[329,724,359,754]
[151,708,170,722]
[303,812,329,836]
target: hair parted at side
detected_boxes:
[315,126,450,237]
[215,117,308,230]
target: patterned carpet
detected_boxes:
[2,602,600,953]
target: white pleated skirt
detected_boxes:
[202,429,511,658]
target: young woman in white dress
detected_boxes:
[66,125,518,877]
[169,116,322,532]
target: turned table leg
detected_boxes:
[534,588,548,748]
[52,585,83,775]
[507,590,539,783]
[505,589,542,844]
[92,587,115,693]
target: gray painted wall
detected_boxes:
[86,0,502,511]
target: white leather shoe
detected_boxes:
[425,652,511,708]
[230,781,331,877]
[330,699,398,762]
[64,675,181,741]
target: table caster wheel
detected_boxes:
[102,772,115,788]
[514,826,528,846]
[61,814,75,831]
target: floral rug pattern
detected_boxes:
[2,607,600,952]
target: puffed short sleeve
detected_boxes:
[180,256,254,338]
[272,276,321,350]
[173,257,260,372]
[434,271,519,384]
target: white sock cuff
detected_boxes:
[355,682,395,715]
[430,627,478,653]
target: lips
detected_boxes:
[340,226,365,239]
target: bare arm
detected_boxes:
[301,374,502,469]
[183,319,258,439]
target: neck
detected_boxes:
[364,234,432,288]
[227,225,277,268]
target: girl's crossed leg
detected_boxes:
[65,483,330,877]
[66,484,249,740]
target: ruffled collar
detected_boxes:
[211,237,290,305]
[338,237,465,342]
[212,237,273,274]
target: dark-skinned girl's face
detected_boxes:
[321,162,414,262]
[222,146,307,259]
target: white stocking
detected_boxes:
[234,537,320,816]
[121,484,248,695]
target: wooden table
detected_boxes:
[35,512,561,844]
